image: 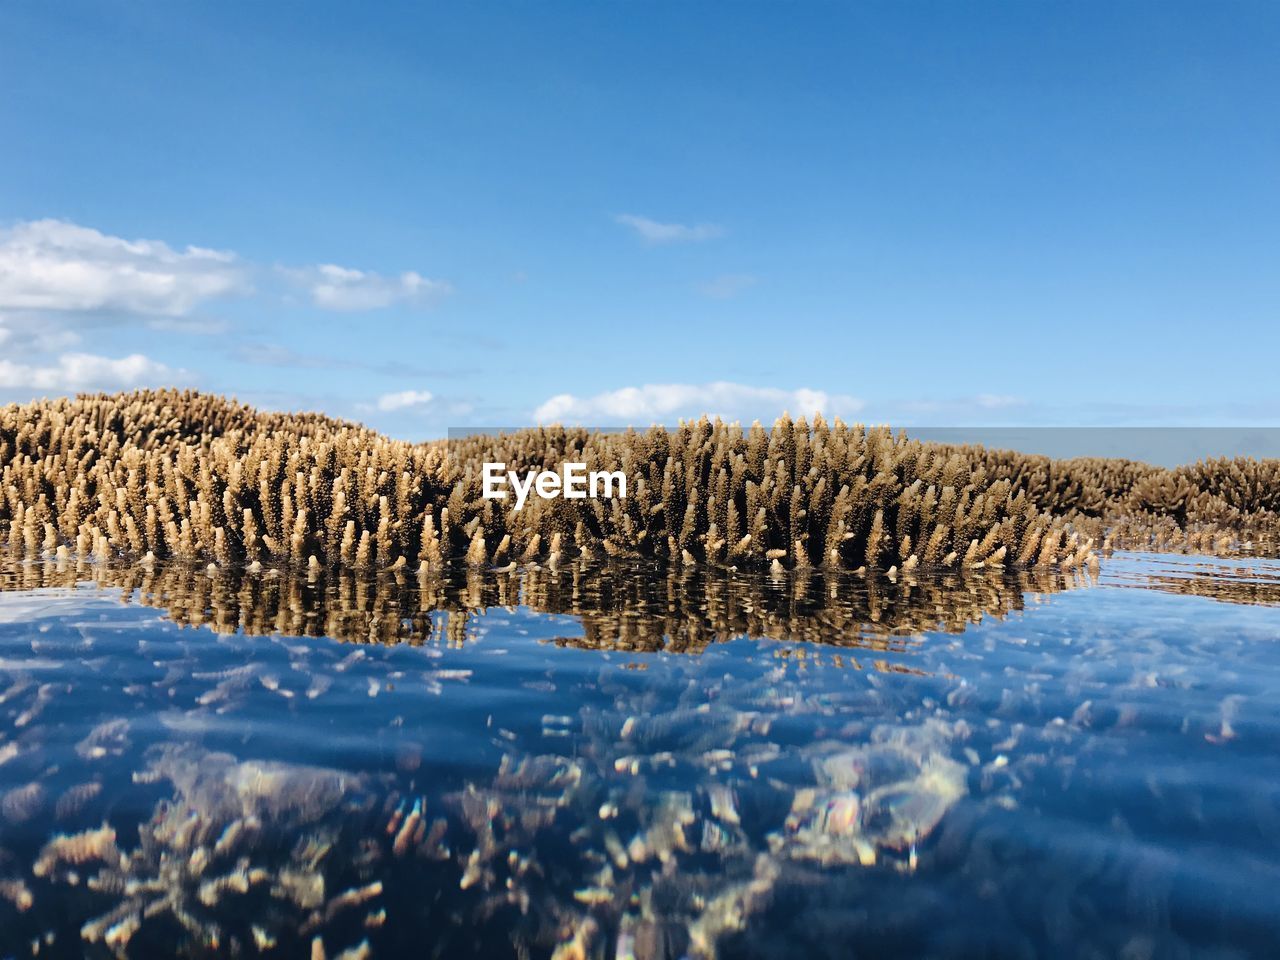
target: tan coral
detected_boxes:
[33,823,120,877]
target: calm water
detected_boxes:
[0,553,1278,959]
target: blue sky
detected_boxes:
[1,1,1277,438]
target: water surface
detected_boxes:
[0,553,1277,958]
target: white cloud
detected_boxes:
[376,389,435,411]
[288,264,452,312]
[698,273,757,299]
[0,219,244,316]
[0,217,453,328]
[614,214,724,244]
[0,352,185,393]
[0,217,464,402]
[533,382,863,425]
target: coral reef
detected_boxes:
[4,391,1274,572]
[33,744,382,956]
[1,390,1110,572]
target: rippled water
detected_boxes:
[0,553,1278,959]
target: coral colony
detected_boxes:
[1,391,1278,578]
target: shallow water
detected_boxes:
[0,553,1277,959]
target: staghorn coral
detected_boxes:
[1,390,1101,573]
[0,877,33,912]
[778,719,966,869]
[1098,457,1280,556]
[417,695,978,958]
[32,823,121,879]
[940,446,1280,557]
[2,782,47,825]
[6,390,1280,573]
[42,743,382,956]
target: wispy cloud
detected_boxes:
[614,214,724,244]
[147,316,230,335]
[233,342,462,381]
[0,316,82,353]
[375,389,435,411]
[698,273,757,299]
[0,219,245,317]
[233,343,335,370]
[533,382,863,425]
[0,352,186,393]
[284,264,451,312]
[355,389,478,423]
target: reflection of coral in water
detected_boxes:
[1140,571,1280,607]
[0,555,1092,653]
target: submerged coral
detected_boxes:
[1,652,986,959]
[35,744,379,955]
[779,719,967,868]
